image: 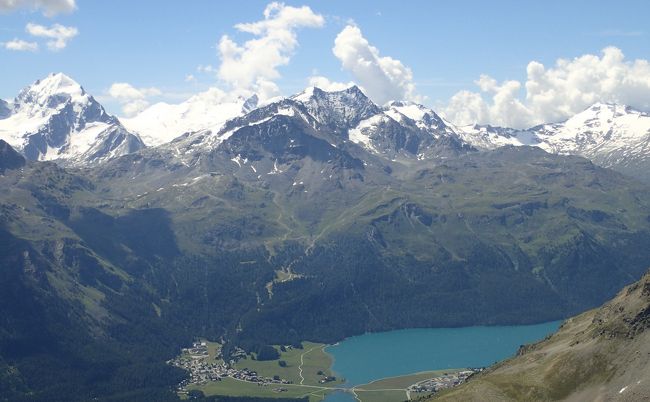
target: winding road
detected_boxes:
[298,345,319,385]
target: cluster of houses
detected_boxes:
[318,375,336,384]
[168,341,292,393]
[408,368,483,393]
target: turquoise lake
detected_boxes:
[323,321,561,401]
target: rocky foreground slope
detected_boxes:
[431,268,650,401]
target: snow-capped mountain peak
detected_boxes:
[291,85,381,134]
[383,101,457,137]
[16,73,87,107]
[291,86,317,103]
[123,88,259,147]
[0,73,144,165]
[534,103,650,170]
[453,101,650,180]
[556,102,645,133]
[385,100,429,121]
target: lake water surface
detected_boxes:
[324,321,561,401]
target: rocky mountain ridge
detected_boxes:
[4,74,650,182]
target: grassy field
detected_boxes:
[185,341,343,401]
[233,342,341,386]
[187,377,333,401]
[298,343,342,385]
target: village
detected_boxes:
[408,368,484,394]
[167,341,293,393]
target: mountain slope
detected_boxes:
[0,73,145,165]
[0,148,187,401]
[0,139,25,173]
[88,135,650,343]
[431,268,650,402]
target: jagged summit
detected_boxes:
[13,72,114,125]
[16,73,86,105]
[291,84,362,102]
[152,84,473,168]
[0,73,144,165]
[291,85,381,135]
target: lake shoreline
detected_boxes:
[321,321,562,401]
[176,321,562,401]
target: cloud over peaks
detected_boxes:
[217,2,324,100]
[442,47,650,128]
[332,25,421,105]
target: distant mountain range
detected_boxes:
[456,102,650,180]
[2,73,650,181]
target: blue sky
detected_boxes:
[1,0,649,127]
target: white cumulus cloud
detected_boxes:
[3,38,38,51]
[26,22,78,51]
[332,25,421,105]
[108,82,162,117]
[442,46,650,128]
[0,0,75,16]
[217,1,324,100]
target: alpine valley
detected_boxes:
[2,73,650,401]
